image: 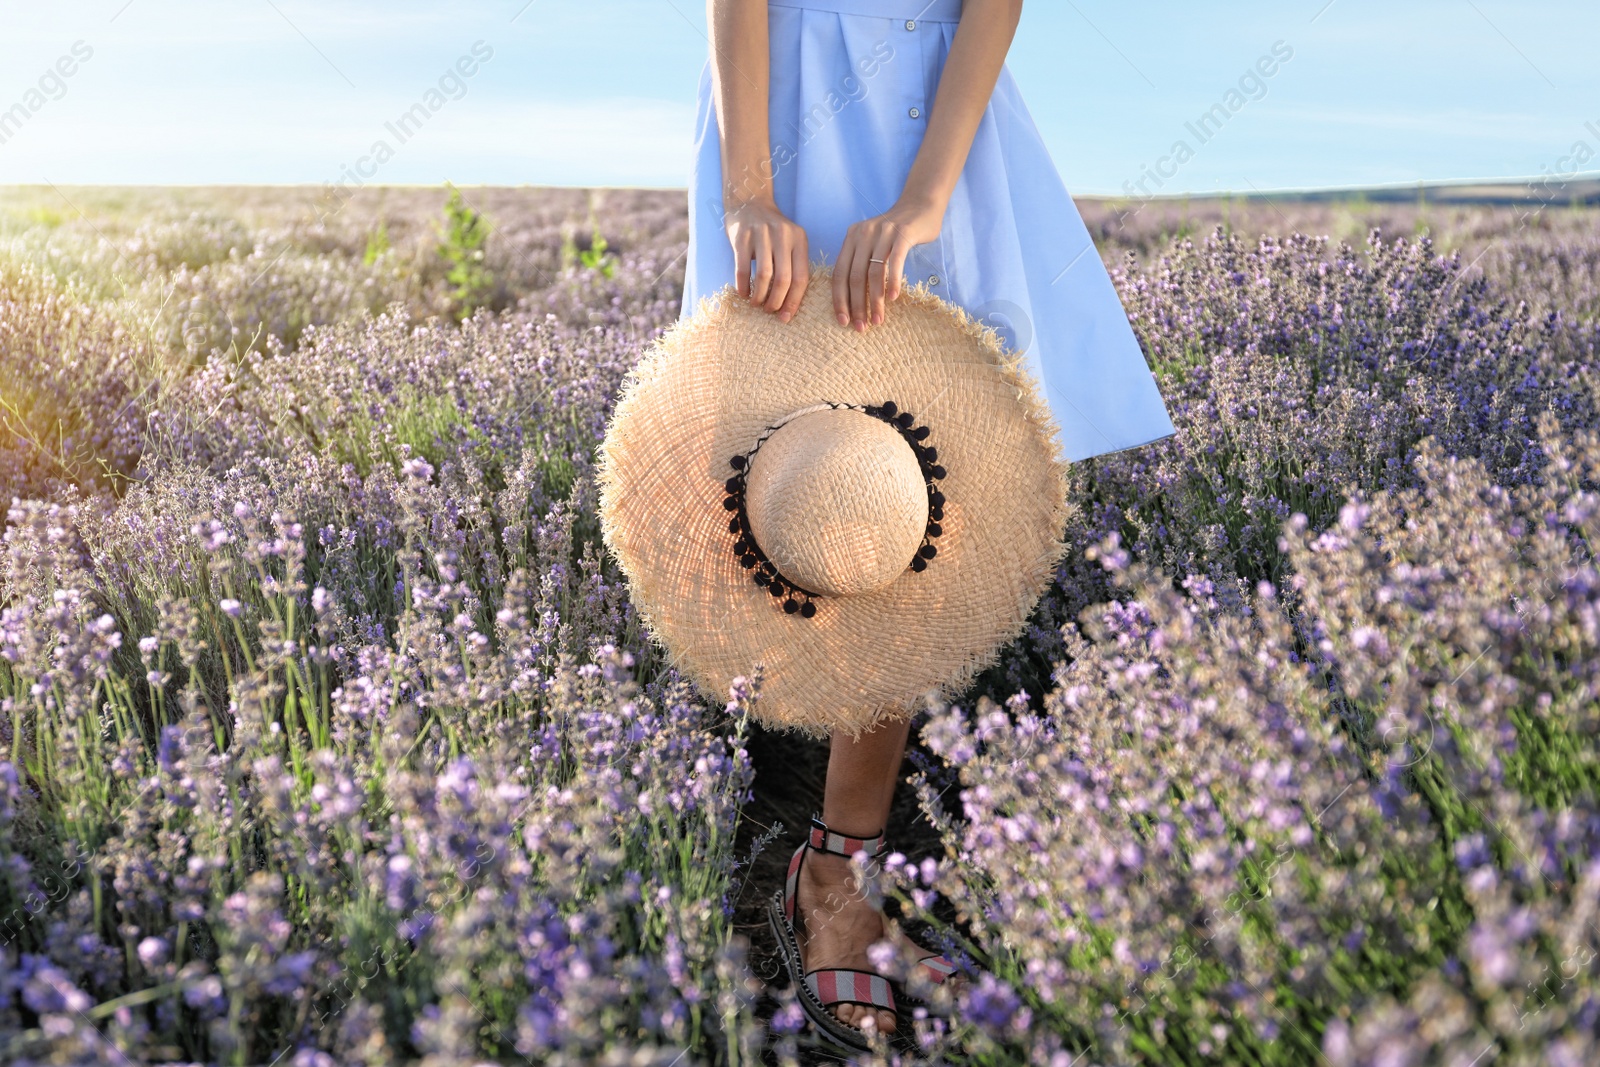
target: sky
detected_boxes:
[0,0,1596,197]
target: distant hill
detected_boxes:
[1087,176,1600,207]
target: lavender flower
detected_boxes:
[3,189,1597,1065]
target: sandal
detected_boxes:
[766,813,959,1053]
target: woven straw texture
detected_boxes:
[597,265,1073,739]
[745,406,929,598]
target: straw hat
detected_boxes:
[597,265,1072,739]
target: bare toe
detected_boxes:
[795,851,899,1039]
[831,1001,896,1035]
[837,1004,892,1035]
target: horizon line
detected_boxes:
[5,170,1599,201]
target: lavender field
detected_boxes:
[1,183,1599,1066]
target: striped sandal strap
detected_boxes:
[807,813,887,859]
[782,838,805,925]
[916,952,958,983]
[804,968,898,1014]
[786,815,886,925]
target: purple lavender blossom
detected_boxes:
[2,190,1598,1065]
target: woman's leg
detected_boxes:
[822,716,910,834]
[796,715,912,1034]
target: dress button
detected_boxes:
[929,275,940,286]
[908,106,921,119]
[905,19,916,30]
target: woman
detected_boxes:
[681,0,1177,1043]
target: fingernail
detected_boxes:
[872,312,882,325]
[837,312,849,325]
[778,310,791,323]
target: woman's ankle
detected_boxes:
[799,850,860,900]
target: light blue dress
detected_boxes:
[681,0,1178,463]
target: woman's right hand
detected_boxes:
[725,197,810,323]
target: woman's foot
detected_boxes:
[794,847,897,1036]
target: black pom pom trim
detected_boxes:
[720,396,949,619]
[859,397,950,586]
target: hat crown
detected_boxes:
[744,408,928,598]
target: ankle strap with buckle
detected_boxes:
[807,813,887,859]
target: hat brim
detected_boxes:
[597,265,1072,739]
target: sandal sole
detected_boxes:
[766,887,916,1056]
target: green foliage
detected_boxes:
[580,229,616,278]
[436,183,494,320]
[560,220,617,279]
[361,218,390,266]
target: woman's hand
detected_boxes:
[725,197,811,323]
[832,198,944,331]
[829,0,1021,330]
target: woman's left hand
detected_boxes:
[832,199,944,331]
